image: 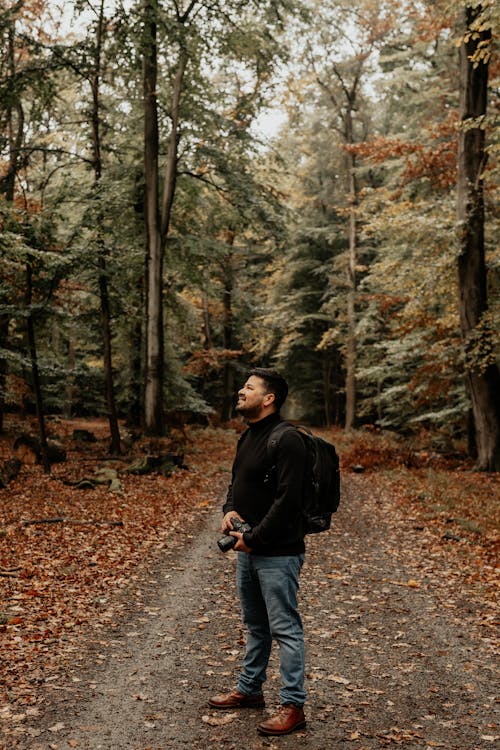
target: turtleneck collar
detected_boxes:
[247,411,282,432]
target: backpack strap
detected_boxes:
[264,421,299,482]
[268,423,312,453]
[267,420,296,454]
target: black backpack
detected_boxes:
[267,422,340,534]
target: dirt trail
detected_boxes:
[13,477,498,750]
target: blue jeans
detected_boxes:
[236,552,306,707]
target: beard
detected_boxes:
[235,399,263,421]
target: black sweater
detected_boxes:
[223,412,306,556]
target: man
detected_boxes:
[208,368,307,736]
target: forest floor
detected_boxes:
[0,416,498,750]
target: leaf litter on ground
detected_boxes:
[0,416,498,749]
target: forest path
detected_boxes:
[17,476,498,750]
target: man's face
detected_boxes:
[236,375,274,420]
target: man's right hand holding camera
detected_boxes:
[218,515,252,553]
[221,512,244,535]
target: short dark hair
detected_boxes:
[246,368,289,411]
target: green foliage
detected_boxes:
[0,0,497,447]
[249,0,498,442]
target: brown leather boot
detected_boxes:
[208,689,265,709]
[257,704,306,735]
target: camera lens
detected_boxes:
[217,535,236,553]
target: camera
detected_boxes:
[217,517,251,553]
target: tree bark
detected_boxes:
[322,358,332,428]
[202,293,212,350]
[3,20,23,202]
[457,6,500,471]
[25,263,50,474]
[315,61,363,431]
[221,235,235,422]
[65,337,76,418]
[0,316,8,433]
[91,0,121,453]
[345,144,357,431]
[160,53,186,245]
[0,17,23,431]
[143,0,164,435]
[143,0,188,435]
[126,308,144,428]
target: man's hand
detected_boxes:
[221,512,243,534]
[230,531,252,553]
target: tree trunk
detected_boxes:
[0,316,8,433]
[322,358,332,428]
[202,293,212,349]
[160,53,186,245]
[98,255,121,452]
[91,1,121,453]
[315,50,368,432]
[25,263,50,474]
[4,21,23,203]
[0,18,23,432]
[126,306,144,428]
[457,6,500,471]
[220,263,234,422]
[344,112,357,432]
[143,0,164,435]
[221,234,235,422]
[65,337,76,418]
[143,0,188,434]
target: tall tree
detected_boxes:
[0,1,56,458]
[89,0,121,452]
[347,0,463,435]
[142,0,190,435]
[286,0,389,427]
[457,1,500,470]
[0,5,18,432]
[141,0,301,433]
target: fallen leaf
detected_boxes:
[327,674,350,684]
[202,712,237,727]
[48,722,65,732]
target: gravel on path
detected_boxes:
[13,477,498,750]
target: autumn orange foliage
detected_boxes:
[347,113,459,191]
